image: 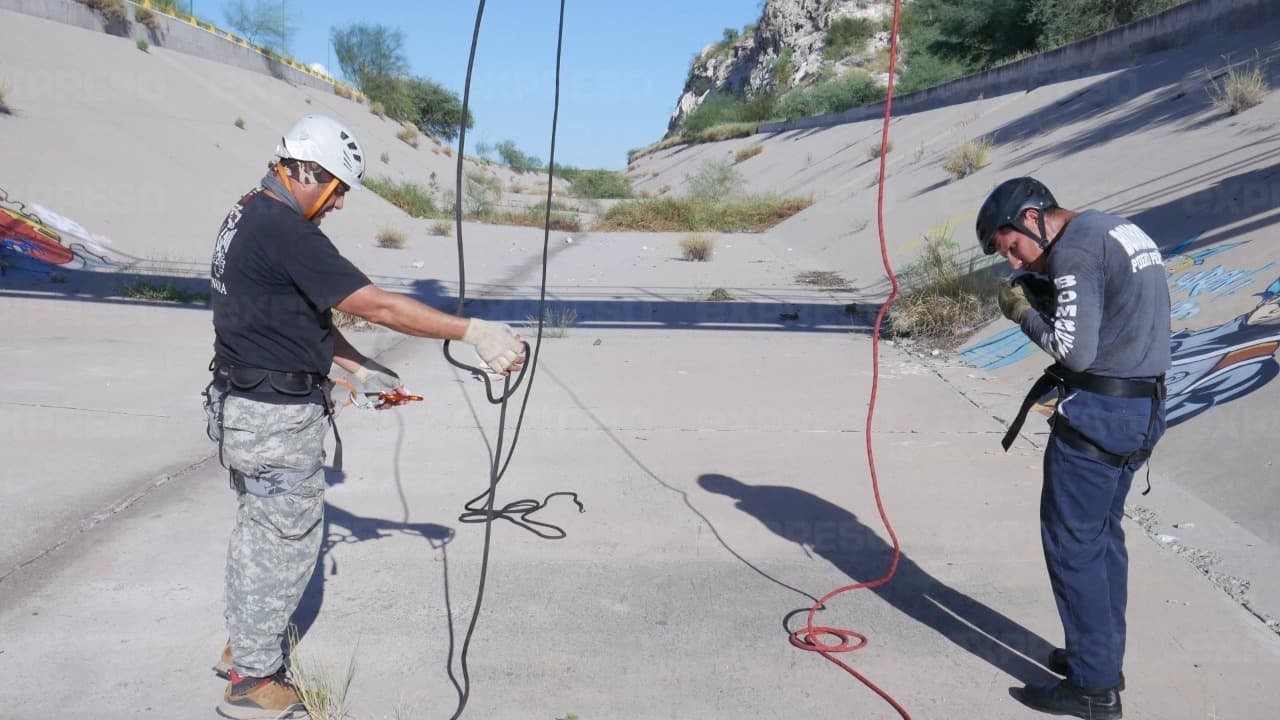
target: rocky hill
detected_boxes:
[669,0,896,132]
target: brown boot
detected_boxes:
[213,641,232,679]
[217,668,306,720]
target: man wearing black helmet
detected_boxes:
[975,178,1170,720]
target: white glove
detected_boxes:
[461,318,524,375]
[352,358,401,392]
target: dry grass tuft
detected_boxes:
[134,6,157,28]
[734,143,764,164]
[1208,53,1269,116]
[333,84,353,99]
[370,101,385,118]
[77,0,128,23]
[376,226,406,249]
[287,627,358,720]
[886,225,1001,346]
[868,140,893,159]
[679,234,715,261]
[397,124,420,148]
[526,306,578,338]
[942,137,992,180]
[429,220,453,237]
[707,287,735,301]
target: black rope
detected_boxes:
[445,1,579,718]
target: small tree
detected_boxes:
[686,158,743,202]
[224,0,298,54]
[496,140,541,174]
[330,23,409,89]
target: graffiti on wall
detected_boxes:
[960,237,1280,427]
[0,188,118,273]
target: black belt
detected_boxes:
[207,356,342,473]
[210,356,327,396]
[1003,363,1165,490]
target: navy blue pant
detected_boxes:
[1042,388,1166,691]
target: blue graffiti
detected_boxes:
[960,326,1037,370]
[1172,262,1277,300]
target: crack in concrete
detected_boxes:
[0,401,170,419]
[0,453,217,585]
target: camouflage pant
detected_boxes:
[216,393,328,678]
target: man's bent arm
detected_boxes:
[331,327,367,374]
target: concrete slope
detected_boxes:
[627,19,1280,628]
[1,5,1279,720]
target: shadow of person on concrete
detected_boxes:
[697,473,1058,685]
[291,468,454,640]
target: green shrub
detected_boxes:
[564,169,633,199]
[490,209,581,232]
[898,51,970,95]
[234,116,245,129]
[690,122,758,143]
[463,170,502,217]
[118,278,208,303]
[136,38,149,52]
[596,196,812,233]
[496,140,542,173]
[686,158,743,202]
[777,71,886,121]
[364,176,438,218]
[887,225,1001,344]
[824,16,876,60]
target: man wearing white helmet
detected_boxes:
[205,115,524,719]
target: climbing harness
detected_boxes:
[202,355,344,492]
[1002,363,1166,494]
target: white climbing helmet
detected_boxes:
[276,115,366,190]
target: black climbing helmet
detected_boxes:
[975,177,1058,255]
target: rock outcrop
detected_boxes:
[668,0,896,132]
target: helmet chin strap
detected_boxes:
[303,180,340,221]
[1010,209,1052,251]
[274,163,339,221]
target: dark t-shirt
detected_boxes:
[210,189,370,385]
[1020,209,1171,378]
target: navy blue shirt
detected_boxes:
[1020,210,1171,378]
[211,189,370,377]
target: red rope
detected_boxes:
[786,2,909,717]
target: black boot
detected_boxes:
[1014,679,1122,720]
[1047,648,1125,692]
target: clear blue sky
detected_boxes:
[198,0,762,169]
